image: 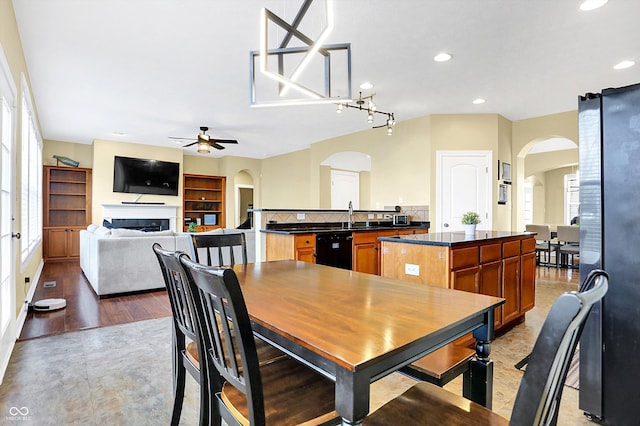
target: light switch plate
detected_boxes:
[405,264,420,276]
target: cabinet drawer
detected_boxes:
[451,247,479,269]
[295,234,316,248]
[503,240,521,258]
[353,231,378,244]
[521,237,536,254]
[480,243,502,263]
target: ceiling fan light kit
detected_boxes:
[169,126,238,154]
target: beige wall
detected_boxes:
[512,110,578,230]
[260,149,312,208]
[429,114,502,229]
[91,139,184,225]
[42,139,93,168]
[545,166,576,225]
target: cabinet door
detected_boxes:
[296,247,316,263]
[353,242,379,275]
[520,251,536,312]
[69,229,82,258]
[502,256,521,324]
[451,265,480,293]
[45,229,69,259]
[480,260,502,328]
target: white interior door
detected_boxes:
[436,151,492,233]
[331,169,359,209]
[0,46,17,383]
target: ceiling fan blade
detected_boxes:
[211,142,226,150]
[211,139,238,144]
[182,141,198,147]
[168,136,196,141]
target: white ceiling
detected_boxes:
[12,0,640,159]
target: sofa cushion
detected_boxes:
[87,224,98,233]
[110,228,174,237]
[95,226,111,236]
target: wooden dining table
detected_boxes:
[231,260,505,426]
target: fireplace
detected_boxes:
[102,203,179,231]
[110,218,170,231]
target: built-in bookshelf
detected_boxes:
[43,166,92,261]
[183,174,226,232]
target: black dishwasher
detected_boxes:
[315,232,353,270]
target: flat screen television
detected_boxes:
[113,156,180,196]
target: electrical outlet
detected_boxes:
[405,264,420,276]
[368,213,374,219]
[297,213,305,220]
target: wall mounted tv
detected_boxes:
[113,156,180,196]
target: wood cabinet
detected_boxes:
[353,228,429,275]
[267,227,429,269]
[352,232,380,275]
[381,233,536,332]
[266,233,317,263]
[43,166,92,261]
[183,174,225,232]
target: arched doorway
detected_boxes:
[234,170,254,228]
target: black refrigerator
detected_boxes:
[578,82,640,424]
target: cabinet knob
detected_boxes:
[12,232,20,239]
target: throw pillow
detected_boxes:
[87,224,98,233]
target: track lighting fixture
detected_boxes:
[335,92,396,134]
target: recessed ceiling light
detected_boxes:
[614,60,636,70]
[579,0,608,11]
[112,132,126,136]
[472,98,486,105]
[434,52,452,62]
[359,82,374,90]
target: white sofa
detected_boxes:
[79,225,256,297]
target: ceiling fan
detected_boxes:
[169,126,238,153]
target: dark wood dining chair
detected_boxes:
[153,243,207,426]
[365,269,609,426]
[153,244,285,426]
[179,254,339,426]
[190,232,248,267]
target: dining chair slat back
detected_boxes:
[190,232,247,267]
[152,243,207,426]
[526,224,555,266]
[179,255,338,426]
[556,225,580,268]
[365,269,609,426]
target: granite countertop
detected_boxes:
[378,231,534,246]
[261,221,430,235]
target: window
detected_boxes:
[523,182,533,225]
[20,77,42,264]
[565,173,579,225]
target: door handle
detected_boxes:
[443,223,449,228]
[12,232,21,239]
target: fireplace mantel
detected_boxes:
[102,204,179,231]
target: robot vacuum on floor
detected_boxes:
[32,298,67,312]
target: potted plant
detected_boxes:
[461,211,481,236]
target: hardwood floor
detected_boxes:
[19,260,580,341]
[19,261,171,340]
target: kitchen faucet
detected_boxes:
[348,200,354,229]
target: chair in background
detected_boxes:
[556,225,580,268]
[179,255,338,426]
[153,244,284,426]
[190,232,248,267]
[365,269,609,425]
[526,224,556,266]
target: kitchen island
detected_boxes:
[379,231,536,330]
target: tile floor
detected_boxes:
[0,277,595,425]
